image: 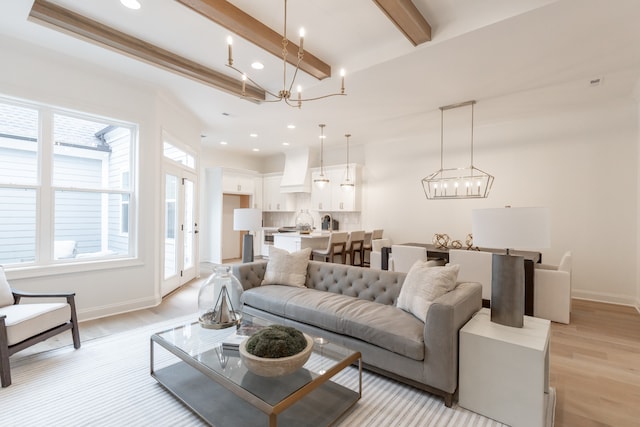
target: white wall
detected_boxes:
[362,72,639,307]
[0,36,202,320]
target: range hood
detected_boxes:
[280,148,311,193]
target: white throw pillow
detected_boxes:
[396,261,460,322]
[0,266,15,307]
[261,247,312,287]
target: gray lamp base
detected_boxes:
[490,253,525,328]
[241,234,254,263]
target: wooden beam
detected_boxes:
[28,0,265,101]
[175,0,332,81]
[373,0,431,46]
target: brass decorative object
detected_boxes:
[433,233,450,249]
[450,240,462,249]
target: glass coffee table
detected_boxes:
[150,314,362,427]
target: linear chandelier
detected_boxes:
[225,0,346,108]
[422,100,494,200]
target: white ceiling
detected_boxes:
[1,0,640,156]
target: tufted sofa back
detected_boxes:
[232,260,407,306]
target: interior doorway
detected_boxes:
[221,193,250,262]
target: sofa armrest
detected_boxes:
[423,281,482,394]
[232,260,268,291]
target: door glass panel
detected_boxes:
[164,174,178,280]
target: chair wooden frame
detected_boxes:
[1,289,81,387]
[346,231,365,266]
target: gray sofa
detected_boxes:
[232,260,481,407]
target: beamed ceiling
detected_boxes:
[1,0,640,155]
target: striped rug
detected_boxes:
[1,315,550,426]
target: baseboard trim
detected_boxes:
[572,289,637,307]
[77,296,161,322]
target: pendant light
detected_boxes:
[340,133,355,191]
[313,124,330,188]
[421,100,494,199]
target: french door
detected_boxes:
[162,166,198,296]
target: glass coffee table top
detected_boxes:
[151,313,361,427]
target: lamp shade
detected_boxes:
[233,208,262,232]
[472,207,550,250]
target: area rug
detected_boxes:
[1,315,554,426]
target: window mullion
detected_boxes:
[39,108,54,263]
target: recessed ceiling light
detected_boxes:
[252,148,260,152]
[220,141,228,145]
[282,142,290,146]
[250,133,258,138]
[287,124,295,129]
[120,0,141,10]
[251,62,264,70]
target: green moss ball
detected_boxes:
[246,325,307,358]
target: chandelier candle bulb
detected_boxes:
[241,74,246,95]
[227,36,233,66]
[299,28,304,53]
[340,69,346,93]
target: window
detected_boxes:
[163,141,194,168]
[0,97,137,266]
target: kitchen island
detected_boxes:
[273,231,330,254]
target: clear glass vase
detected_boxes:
[295,209,314,233]
[198,266,244,329]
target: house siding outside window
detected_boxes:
[0,96,137,266]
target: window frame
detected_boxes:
[0,95,139,274]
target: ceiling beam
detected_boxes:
[28,0,265,101]
[373,0,432,46]
[175,0,332,81]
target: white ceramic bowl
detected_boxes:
[239,333,314,377]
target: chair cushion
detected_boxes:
[0,303,71,346]
[0,266,14,308]
[261,247,312,287]
[396,262,459,322]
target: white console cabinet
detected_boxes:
[459,308,551,427]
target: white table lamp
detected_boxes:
[233,208,262,263]
[472,207,550,327]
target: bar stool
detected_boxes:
[312,232,348,263]
[346,230,365,266]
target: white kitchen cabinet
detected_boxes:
[262,174,295,212]
[310,164,362,212]
[222,168,256,194]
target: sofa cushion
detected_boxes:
[261,247,312,287]
[397,262,459,322]
[243,285,425,360]
[0,266,14,308]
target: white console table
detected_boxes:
[459,308,551,427]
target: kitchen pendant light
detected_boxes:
[314,124,330,188]
[340,133,355,191]
[421,100,494,199]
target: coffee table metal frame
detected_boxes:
[150,317,361,427]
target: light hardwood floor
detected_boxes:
[16,273,640,427]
